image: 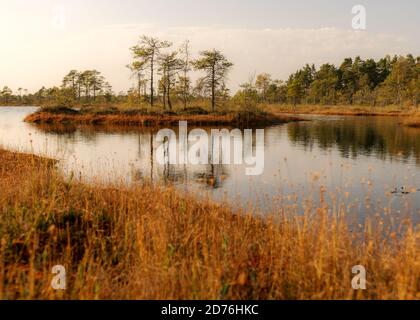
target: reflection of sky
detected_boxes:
[0,107,419,223]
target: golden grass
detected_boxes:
[264,104,419,117]
[24,111,302,127]
[0,149,419,300]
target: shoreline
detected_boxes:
[267,104,419,117]
[17,104,420,127]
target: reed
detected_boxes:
[265,104,419,116]
[0,149,418,300]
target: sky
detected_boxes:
[0,0,419,93]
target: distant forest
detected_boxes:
[0,35,419,109]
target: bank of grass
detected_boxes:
[24,104,303,127]
[0,148,419,300]
[265,104,419,116]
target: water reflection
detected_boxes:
[288,116,420,164]
[0,107,419,222]
[29,122,234,189]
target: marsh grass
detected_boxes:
[0,149,418,300]
[265,104,419,116]
[24,105,302,127]
[26,103,420,128]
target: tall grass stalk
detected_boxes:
[0,149,418,300]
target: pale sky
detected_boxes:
[0,0,419,93]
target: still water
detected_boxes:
[0,107,419,222]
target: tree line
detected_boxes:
[62,70,113,102]
[0,35,418,109]
[236,55,419,108]
[0,70,113,107]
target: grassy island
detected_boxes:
[24,105,304,127]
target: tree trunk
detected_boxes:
[150,54,154,107]
[162,79,167,110]
[138,74,142,104]
[211,67,216,112]
[167,80,172,111]
[183,75,188,110]
[72,80,77,100]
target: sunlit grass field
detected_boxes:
[0,149,418,300]
[265,104,420,117]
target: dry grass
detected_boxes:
[24,111,302,127]
[265,104,420,116]
[0,149,419,300]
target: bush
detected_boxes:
[80,105,119,115]
[40,105,79,115]
[177,106,209,115]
